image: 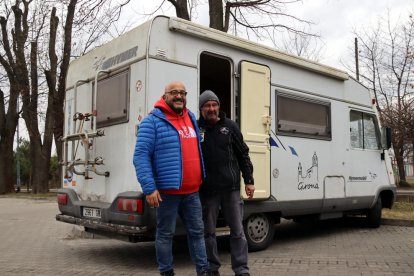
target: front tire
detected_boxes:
[366,196,382,228]
[243,213,275,252]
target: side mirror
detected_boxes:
[381,127,392,150]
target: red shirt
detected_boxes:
[155,98,202,194]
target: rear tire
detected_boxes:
[243,213,275,252]
[366,196,382,228]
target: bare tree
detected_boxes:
[167,0,191,20]
[153,0,316,39]
[0,0,130,193]
[0,2,23,193]
[142,0,199,22]
[347,11,414,184]
[50,0,131,183]
[0,84,19,193]
[277,27,325,61]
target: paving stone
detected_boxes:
[1,197,413,275]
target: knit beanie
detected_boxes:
[199,90,220,109]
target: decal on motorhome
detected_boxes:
[270,136,298,157]
[289,146,298,156]
[269,137,278,147]
[93,56,106,71]
[95,46,138,70]
[297,152,319,191]
[136,80,142,92]
[63,171,76,187]
[348,172,377,182]
[66,100,72,135]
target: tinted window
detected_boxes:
[350,110,380,149]
[277,94,331,139]
[96,70,129,128]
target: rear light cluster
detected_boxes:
[57,193,68,205]
[117,198,143,214]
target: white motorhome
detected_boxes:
[56,16,396,251]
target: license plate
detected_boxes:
[83,207,101,219]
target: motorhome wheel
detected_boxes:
[366,196,382,228]
[243,213,275,252]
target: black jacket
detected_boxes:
[198,112,254,195]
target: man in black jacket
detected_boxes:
[198,90,255,276]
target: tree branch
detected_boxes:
[0,16,16,69]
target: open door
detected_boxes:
[239,61,271,200]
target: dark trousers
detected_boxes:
[201,190,249,274]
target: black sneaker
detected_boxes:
[160,270,174,276]
[235,273,250,276]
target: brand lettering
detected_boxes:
[298,182,319,190]
[349,176,368,181]
[178,126,197,139]
[101,46,138,70]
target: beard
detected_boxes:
[167,98,186,114]
[202,109,219,123]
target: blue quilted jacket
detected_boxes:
[133,107,205,195]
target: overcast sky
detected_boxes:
[131,0,413,71]
[286,0,413,70]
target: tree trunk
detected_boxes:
[0,86,19,194]
[30,141,51,193]
[394,145,406,183]
[54,114,64,183]
[0,138,14,194]
[208,0,224,31]
[53,0,78,183]
[176,0,190,20]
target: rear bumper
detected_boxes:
[56,188,156,240]
[56,214,149,235]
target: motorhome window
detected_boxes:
[277,95,331,139]
[96,70,129,128]
[350,110,380,150]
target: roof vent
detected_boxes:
[156,49,167,58]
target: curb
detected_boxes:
[381,218,414,227]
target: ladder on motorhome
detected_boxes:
[61,71,110,180]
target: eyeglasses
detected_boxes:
[202,102,219,109]
[165,90,188,97]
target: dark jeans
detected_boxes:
[156,192,209,275]
[201,190,249,274]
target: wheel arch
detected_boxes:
[378,189,396,209]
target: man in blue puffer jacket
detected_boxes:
[133,81,209,276]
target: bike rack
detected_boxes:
[60,72,110,180]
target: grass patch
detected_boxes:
[383,201,414,220]
[401,176,414,188]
